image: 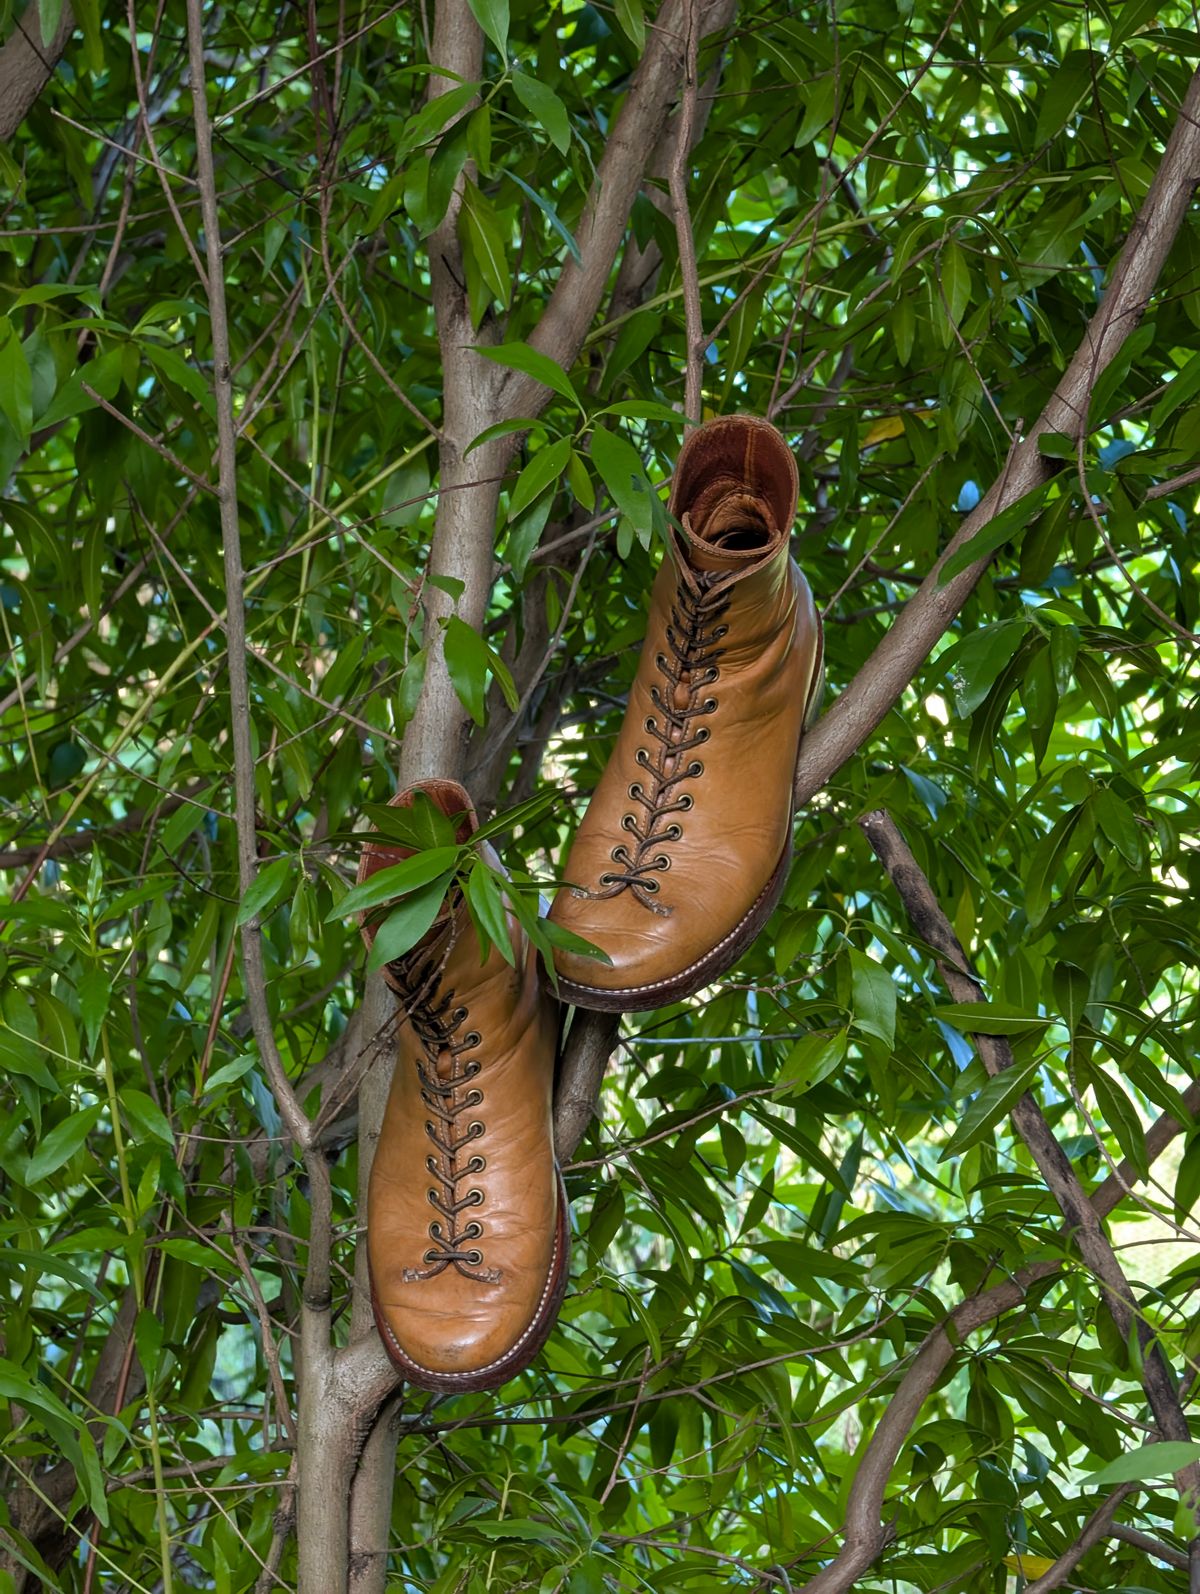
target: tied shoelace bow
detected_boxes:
[592,572,732,915]
[387,951,500,1285]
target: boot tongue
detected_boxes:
[679,487,782,578]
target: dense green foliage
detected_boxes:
[2,0,1200,1587]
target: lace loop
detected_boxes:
[588,577,730,913]
[393,958,500,1285]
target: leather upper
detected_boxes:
[549,416,824,1004]
[360,783,561,1384]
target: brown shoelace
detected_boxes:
[391,958,499,1285]
[594,575,732,914]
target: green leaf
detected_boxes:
[1093,788,1142,868]
[778,1028,847,1092]
[396,82,478,158]
[35,347,123,428]
[466,0,508,54]
[39,0,63,48]
[474,342,579,405]
[1151,349,1200,432]
[1083,1062,1148,1179]
[201,1055,257,1096]
[236,857,292,926]
[505,171,581,262]
[443,615,492,726]
[849,951,896,1048]
[940,620,1025,717]
[26,1103,105,1184]
[934,1002,1050,1035]
[466,861,515,965]
[465,417,545,456]
[333,847,461,920]
[461,179,510,307]
[941,240,971,326]
[77,966,110,1054]
[589,426,654,535]
[1085,1442,1200,1488]
[508,436,571,521]
[531,916,611,965]
[0,326,33,444]
[366,876,454,972]
[511,71,571,154]
[505,492,553,581]
[121,1088,175,1148]
[473,788,561,843]
[361,794,459,851]
[613,0,644,50]
[1034,50,1095,146]
[135,1307,163,1381]
[940,1058,1041,1162]
[938,479,1055,585]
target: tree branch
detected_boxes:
[856,808,1200,1588]
[0,2,74,142]
[516,0,733,405]
[1021,1487,1135,1593]
[793,66,1200,809]
[668,0,703,424]
[186,13,343,1590]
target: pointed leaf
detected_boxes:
[511,71,571,153]
[26,1103,105,1185]
[333,847,461,920]
[366,876,455,971]
[474,342,579,405]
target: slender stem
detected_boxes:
[668,0,703,424]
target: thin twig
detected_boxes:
[668,0,703,424]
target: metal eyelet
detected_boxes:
[424,1249,440,1264]
[425,1155,439,1174]
[644,716,656,733]
[466,1188,484,1206]
[714,625,729,640]
[466,1154,486,1175]
[687,760,704,778]
[664,824,682,841]
[424,1121,437,1138]
[463,1221,483,1241]
[642,878,660,894]
[468,1120,485,1140]
[428,1221,445,1240]
[679,793,694,810]
[464,1088,483,1108]
[703,698,718,713]
[598,872,619,887]
[454,1006,468,1022]
[635,748,651,768]
[463,1033,482,1051]
[653,854,671,871]
[465,1250,483,1266]
[621,814,639,832]
[427,1189,440,1206]
[696,727,711,743]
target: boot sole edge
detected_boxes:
[369,1166,570,1394]
[553,823,793,1013]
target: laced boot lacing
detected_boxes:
[388,953,500,1285]
[592,573,732,915]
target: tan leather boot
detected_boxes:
[549,416,824,1011]
[359,780,567,1391]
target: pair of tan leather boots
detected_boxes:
[357,417,824,1390]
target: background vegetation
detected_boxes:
[2,0,1200,1588]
